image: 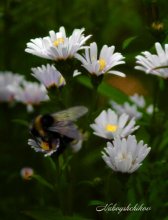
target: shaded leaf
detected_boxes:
[77,76,128,104]
[23,208,61,220]
[33,175,54,191]
[23,208,91,220]
[12,119,29,127]
[88,200,105,206]
[125,211,143,220]
[45,157,57,172]
[122,36,137,49]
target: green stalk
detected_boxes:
[151,77,159,123]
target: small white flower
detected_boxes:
[25,26,91,61]
[135,42,168,78]
[146,104,153,115]
[110,94,153,120]
[75,42,125,77]
[9,81,49,107]
[0,71,24,102]
[20,167,34,180]
[130,93,153,115]
[28,138,60,157]
[130,93,145,108]
[90,109,139,140]
[110,101,142,119]
[73,69,82,77]
[31,64,66,89]
[102,135,151,173]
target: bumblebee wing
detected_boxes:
[52,106,88,122]
[48,121,81,140]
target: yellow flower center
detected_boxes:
[59,76,65,86]
[41,141,50,151]
[53,37,64,47]
[151,22,164,31]
[105,124,118,132]
[98,58,106,71]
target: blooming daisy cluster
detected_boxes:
[110,93,153,120]
[31,64,66,89]
[9,81,49,111]
[0,71,49,111]
[24,26,127,156]
[90,109,139,140]
[135,42,168,78]
[28,136,83,157]
[102,135,151,173]
[4,26,166,173]
[0,71,24,102]
[28,137,60,157]
[75,42,125,77]
[25,26,126,91]
[25,26,92,89]
[25,27,91,61]
[91,109,150,173]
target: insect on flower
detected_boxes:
[29,106,88,156]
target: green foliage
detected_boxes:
[78,75,129,103]
[23,208,91,220]
[32,175,55,191]
[0,1,168,220]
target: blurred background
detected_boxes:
[0,0,168,219]
[1,0,168,94]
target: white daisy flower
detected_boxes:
[102,135,151,173]
[130,93,153,115]
[0,71,24,102]
[135,42,168,78]
[110,101,142,120]
[31,64,66,89]
[8,81,49,111]
[25,26,91,61]
[28,138,60,157]
[20,167,34,180]
[90,109,139,140]
[110,94,153,120]
[75,42,125,77]
[130,93,145,108]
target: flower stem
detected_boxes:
[90,75,103,113]
[151,77,159,125]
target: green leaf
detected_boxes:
[159,78,165,91]
[77,76,128,104]
[127,188,136,204]
[88,200,105,206]
[125,211,143,220]
[23,208,91,220]
[61,155,73,171]
[164,202,168,207]
[12,119,29,127]
[98,81,128,103]
[23,208,61,220]
[122,36,137,49]
[33,175,54,191]
[45,157,57,172]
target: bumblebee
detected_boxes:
[29,106,88,155]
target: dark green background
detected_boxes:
[0,0,168,220]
